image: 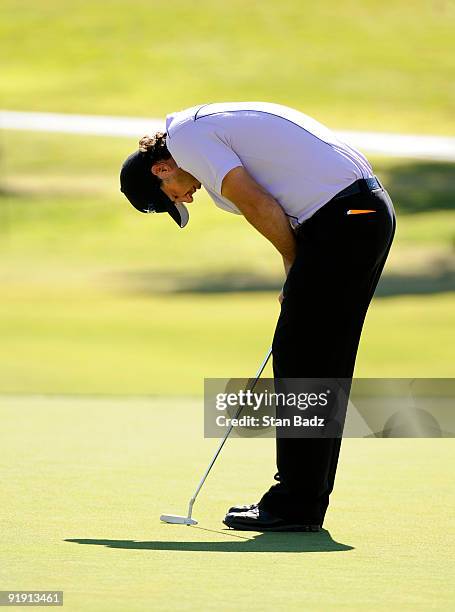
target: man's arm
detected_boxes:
[221,166,297,275]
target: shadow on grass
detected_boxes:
[0,186,23,199]
[376,269,455,296]
[375,160,455,214]
[115,270,280,294]
[114,266,455,297]
[65,528,353,553]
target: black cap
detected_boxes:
[120,149,189,228]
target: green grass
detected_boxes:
[1,0,454,133]
[2,395,454,611]
[2,6,454,609]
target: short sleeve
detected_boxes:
[167,122,243,193]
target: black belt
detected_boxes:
[293,176,384,232]
[332,176,382,200]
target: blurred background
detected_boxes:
[1,0,454,396]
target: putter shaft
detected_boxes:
[186,346,273,520]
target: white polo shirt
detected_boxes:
[165,102,373,225]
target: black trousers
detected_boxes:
[259,184,396,525]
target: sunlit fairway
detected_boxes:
[1,0,454,134]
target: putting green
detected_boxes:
[2,395,454,610]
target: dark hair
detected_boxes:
[138,132,171,165]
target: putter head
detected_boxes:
[160,514,198,526]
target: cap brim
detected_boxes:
[167,202,189,228]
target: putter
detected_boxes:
[160,346,273,526]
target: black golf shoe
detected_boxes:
[227,502,258,513]
[223,506,321,532]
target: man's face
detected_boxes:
[151,158,201,204]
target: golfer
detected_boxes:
[120,102,396,531]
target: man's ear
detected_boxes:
[151,158,176,178]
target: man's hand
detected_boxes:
[221,167,297,264]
